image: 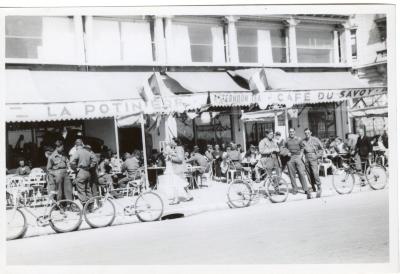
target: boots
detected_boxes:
[306,191,312,199]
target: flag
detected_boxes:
[249,69,267,93]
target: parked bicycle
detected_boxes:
[82,176,164,229]
[227,167,289,208]
[332,155,388,195]
[6,190,82,240]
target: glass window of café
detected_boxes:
[6,121,84,170]
[307,103,337,140]
[296,27,335,63]
[176,112,233,151]
[88,16,154,64]
[236,24,287,64]
[6,16,78,63]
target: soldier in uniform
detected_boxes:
[284,128,311,199]
[256,129,281,182]
[46,140,72,200]
[70,139,97,204]
[303,128,324,198]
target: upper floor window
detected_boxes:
[237,25,287,64]
[170,21,225,64]
[296,28,334,63]
[89,17,154,64]
[6,16,78,63]
[350,29,357,60]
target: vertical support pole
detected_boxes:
[164,16,174,64]
[284,108,289,139]
[140,113,149,190]
[73,15,85,64]
[346,99,352,133]
[274,111,278,133]
[242,120,247,153]
[113,116,120,160]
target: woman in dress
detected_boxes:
[158,139,193,205]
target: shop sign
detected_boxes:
[6,93,209,122]
[211,87,387,107]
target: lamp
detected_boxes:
[200,112,211,124]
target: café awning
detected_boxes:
[241,109,284,122]
[5,70,160,122]
[215,68,387,108]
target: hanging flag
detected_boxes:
[249,69,267,93]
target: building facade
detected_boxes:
[5,14,370,168]
[349,14,388,136]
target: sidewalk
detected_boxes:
[13,174,372,239]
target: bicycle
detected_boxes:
[82,178,164,229]
[227,167,289,208]
[332,155,388,195]
[6,189,83,240]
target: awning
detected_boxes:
[349,106,388,118]
[241,109,284,122]
[166,72,248,93]
[228,68,370,91]
[216,68,387,108]
[5,70,163,122]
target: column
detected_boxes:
[83,16,94,63]
[153,16,166,63]
[224,16,239,64]
[341,22,353,66]
[284,18,299,64]
[333,30,340,64]
[164,15,174,64]
[73,15,85,64]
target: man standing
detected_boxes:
[303,128,324,198]
[47,140,72,200]
[70,139,97,205]
[84,145,99,197]
[256,129,281,182]
[354,127,372,185]
[284,128,311,199]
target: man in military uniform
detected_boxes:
[303,128,324,198]
[256,129,281,182]
[46,140,72,201]
[284,128,311,199]
[70,139,97,204]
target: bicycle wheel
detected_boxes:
[49,200,83,233]
[227,180,252,208]
[83,196,116,228]
[332,168,355,194]
[366,164,388,190]
[135,192,164,222]
[266,177,289,203]
[7,208,27,240]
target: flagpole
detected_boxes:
[140,112,149,190]
[113,116,120,160]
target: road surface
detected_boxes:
[7,188,389,265]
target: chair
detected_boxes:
[185,164,197,189]
[319,157,333,177]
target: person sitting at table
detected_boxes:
[117,150,142,189]
[227,144,242,170]
[110,152,122,172]
[15,159,31,176]
[186,146,210,188]
[97,158,115,186]
[330,137,349,168]
[205,144,214,162]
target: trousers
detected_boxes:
[287,155,308,192]
[304,153,321,191]
[75,169,92,203]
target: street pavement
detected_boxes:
[6,174,379,239]
[7,183,389,264]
